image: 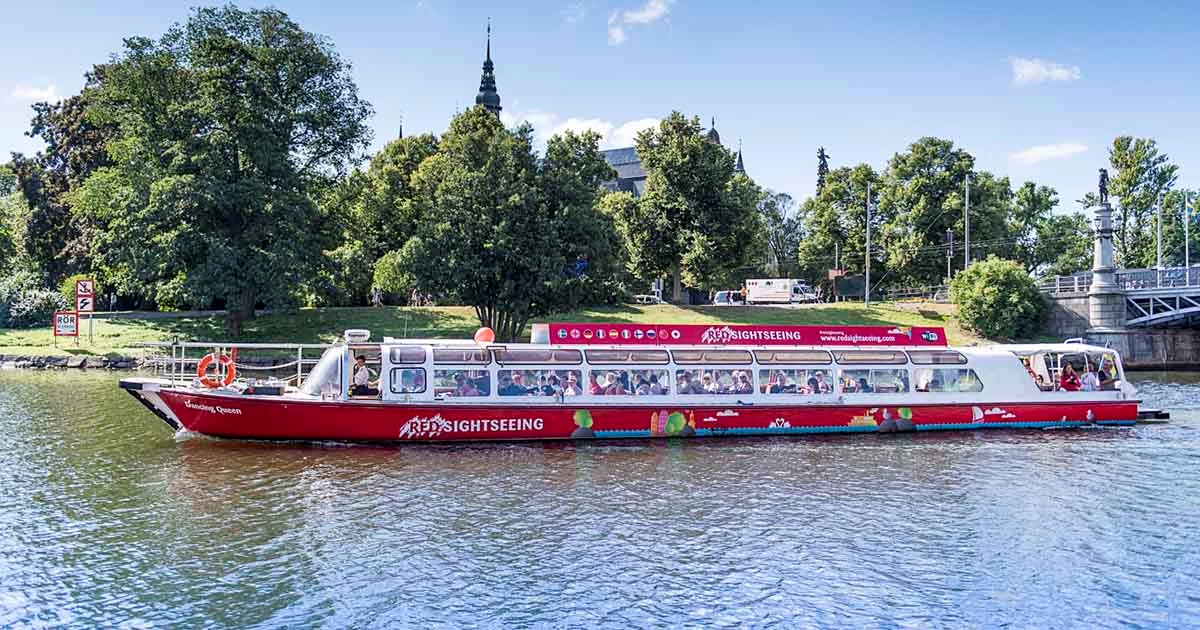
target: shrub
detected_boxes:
[0,270,69,328]
[950,256,1045,340]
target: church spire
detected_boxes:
[705,116,721,144]
[475,19,501,116]
[735,138,745,174]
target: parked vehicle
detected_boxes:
[745,279,819,304]
[712,290,745,306]
[633,294,664,305]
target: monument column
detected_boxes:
[1088,200,1125,331]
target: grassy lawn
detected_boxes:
[0,302,983,357]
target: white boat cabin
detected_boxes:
[297,333,1135,405]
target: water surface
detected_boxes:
[1,371,1198,628]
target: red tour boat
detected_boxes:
[120,323,1142,442]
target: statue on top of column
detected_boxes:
[1098,168,1110,203]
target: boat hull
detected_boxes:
[122,381,1138,442]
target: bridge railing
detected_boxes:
[1038,273,1093,294]
[1116,267,1200,289]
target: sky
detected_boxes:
[2,0,1198,210]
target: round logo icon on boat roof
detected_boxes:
[557,328,568,339]
[646,329,656,339]
[634,329,644,339]
[570,329,581,339]
[583,329,593,339]
[671,330,681,340]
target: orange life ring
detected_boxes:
[197,352,237,388]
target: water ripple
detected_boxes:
[0,371,1198,628]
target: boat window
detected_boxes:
[497,369,583,396]
[906,350,967,365]
[754,350,833,364]
[838,368,910,393]
[432,369,490,397]
[584,349,670,364]
[494,348,582,364]
[672,350,753,364]
[433,348,489,364]
[758,368,833,394]
[389,368,427,394]
[1058,352,1121,391]
[675,369,754,395]
[914,368,983,392]
[300,346,344,397]
[389,346,427,364]
[834,350,908,365]
[587,369,670,396]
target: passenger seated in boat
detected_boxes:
[499,374,526,396]
[814,371,830,394]
[1098,368,1114,390]
[603,372,627,395]
[454,372,482,397]
[1059,364,1081,391]
[563,374,582,396]
[733,371,754,395]
[857,377,872,393]
[647,373,666,395]
[1080,364,1100,391]
[588,373,603,395]
[351,355,379,397]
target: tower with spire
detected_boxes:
[475,21,502,116]
[735,138,745,174]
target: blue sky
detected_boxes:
[2,0,1198,209]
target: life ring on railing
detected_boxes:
[197,352,236,388]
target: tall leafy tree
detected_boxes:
[796,164,883,292]
[1108,136,1178,268]
[612,112,761,300]
[1033,213,1092,277]
[758,191,801,276]
[9,66,116,282]
[816,146,830,194]
[404,108,616,341]
[354,133,440,262]
[876,137,976,287]
[73,6,372,333]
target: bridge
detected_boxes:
[1040,266,1200,328]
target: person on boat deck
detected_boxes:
[1080,364,1100,391]
[1098,366,1113,390]
[734,371,754,395]
[351,355,379,397]
[1021,358,1038,381]
[499,374,526,396]
[857,377,872,393]
[1059,364,1081,391]
[647,373,666,395]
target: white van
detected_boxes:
[745,279,818,305]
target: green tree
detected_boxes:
[73,6,372,333]
[876,137,976,287]
[796,164,882,292]
[950,256,1045,340]
[404,108,617,341]
[352,133,440,263]
[613,112,761,299]
[9,66,116,283]
[1108,136,1178,268]
[1034,213,1092,277]
[816,146,830,194]
[1008,182,1059,271]
[758,190,801,276]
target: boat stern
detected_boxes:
[119,378,184,431]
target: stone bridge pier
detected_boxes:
[1041,201,1200,368]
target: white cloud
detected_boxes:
[502,111,658,149]
[1010,57,1081,85]
[610,118,658,147]
[607,0,674,45]
[1010,143,1088,164]
[11,83,58,101]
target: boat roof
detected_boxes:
[987,342,1116,355]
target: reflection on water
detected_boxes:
[1,371,1199,628]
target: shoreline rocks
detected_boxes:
[0,355,145,370]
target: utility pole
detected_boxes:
[945,228,954,282]
[964,174,971,270]
[865,182,871,305]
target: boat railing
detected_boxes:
[137,341,335,387]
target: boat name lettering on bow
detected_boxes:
[398,414,545,439]
[183,399,243,415]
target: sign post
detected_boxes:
[75,279,95,344]
[54,311,79,340]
